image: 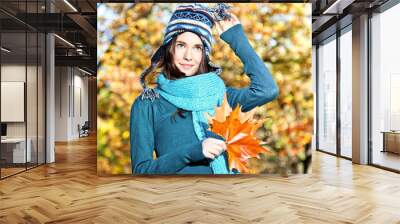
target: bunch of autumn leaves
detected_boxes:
[206,95,270,174]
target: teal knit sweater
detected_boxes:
[130,24,279,174]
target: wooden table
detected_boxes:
[381,131,400,154]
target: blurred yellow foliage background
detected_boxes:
[97,3,313,175]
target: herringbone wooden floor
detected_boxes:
[1,135,400,224]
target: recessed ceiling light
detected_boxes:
[78,67,93,76]
[322,0,354,15]
[63,0,78,12]
[54,34,75,48]
[1,47,11,53]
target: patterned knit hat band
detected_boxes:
[161,4,215,56]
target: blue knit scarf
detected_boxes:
[156,72,233,174]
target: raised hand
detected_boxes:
[215,13,241,35]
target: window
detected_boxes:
[317,36,337,154]
[339,28,352,158]
[371,3,400,171]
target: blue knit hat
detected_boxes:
[141,3,232,101]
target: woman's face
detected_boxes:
[173,32,204,76]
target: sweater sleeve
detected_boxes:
[220,24,279,112]
[130,97,206,174]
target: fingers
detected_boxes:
[208,138,227,150]
[204,151,215,160]
[207,149,218,160]
[227,13,240,26]
[206,148,222,160]
[209,144,225,155]
[202,138,227,160]
[215,13,240,35]
[230,13,239,22]
[207,140,227,156]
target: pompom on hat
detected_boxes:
[140,3,232,101]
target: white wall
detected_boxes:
[55,66,69,141]
[55,67,89,141]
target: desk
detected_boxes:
[381,131,400,154]
[1,138,31,163]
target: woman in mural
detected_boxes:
[130,3,279,174]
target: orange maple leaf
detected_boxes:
[206,95,269,173]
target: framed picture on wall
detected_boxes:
[97,3,313,175]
